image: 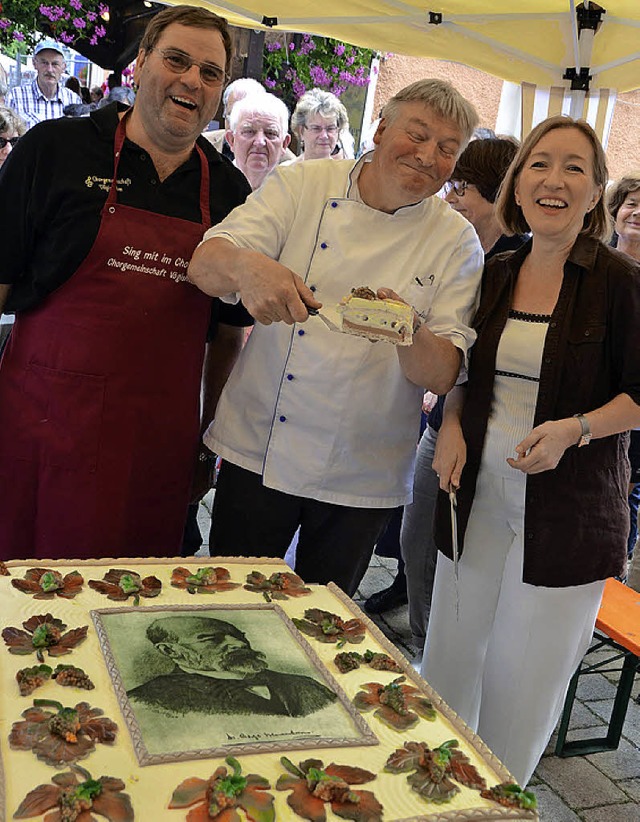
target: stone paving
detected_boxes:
[354,554,640,822]
[195,494,640,821]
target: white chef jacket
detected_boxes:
[203,155,483,507]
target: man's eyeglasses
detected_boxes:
[0,136,19,149]
[151,48,229,87]
[444,180,469,197]
[304,124,339,135]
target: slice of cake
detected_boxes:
[336,286,414,346]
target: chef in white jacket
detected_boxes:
[188,79,483,596]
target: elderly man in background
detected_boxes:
[189,79,484,596]
[227,92,290,190]
[5,39,81,129]
[0,6,252,561]
[203,76,266,158]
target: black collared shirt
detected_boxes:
[0,102,252,331]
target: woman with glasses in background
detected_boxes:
[0,107,26,168]
[401,137,526,659]
[607,172,640,578]
[289,88,350,162]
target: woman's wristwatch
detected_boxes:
[573,413,592,447]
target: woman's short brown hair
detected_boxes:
[139,5,231,69]
[496,116,610,242]
[452,137,519,204]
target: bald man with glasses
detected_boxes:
[0,6,252,562]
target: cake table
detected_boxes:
[0,557,537,821]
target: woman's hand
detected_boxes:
[433,420,467,491]
[507,418,581,474]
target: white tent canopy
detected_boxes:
[178,0,640,93]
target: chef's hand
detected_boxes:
[507,418,581,474]
[236,253,321,325]
[432,420,467,492]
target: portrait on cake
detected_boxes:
[93,605,376,763]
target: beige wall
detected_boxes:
[373,54,638,182]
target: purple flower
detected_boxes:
[86,10,96,20]
[331,66,338,74]
[73,17,86,28]
[289,41,295,51]
[292,77,307,98]
[95,24,106,36]
[309,64,330,86]
[333,44,345,56]
[59,31,74,42]
[299,39,315,55]
[13,31,25,40]
[345,56,355,66]
[266,41,281,52]
[90,34,97,45]
[0,18,11,29]
[98,3,109,14]
[264,77,276,89]
[70,0,82,9]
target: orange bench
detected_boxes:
[555,578,640,756]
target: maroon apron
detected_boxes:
[0,114,212,560]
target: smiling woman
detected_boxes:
[608,172,640,262]
[425,115,640,788]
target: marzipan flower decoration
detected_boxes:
[171,566,240,594]
[292,609,365,647]
[2,613,88,663]
[385,740,486,803]
[334,649,403,674]
[88,569,161,605]
[169,756,275,821]
[244,571,311,602]
[277,756,383,822]
[12,568,84,599]
[480,782,538,812]
[0,560,10,575]
[10,699,118,767]
[13,764,134,821]
[17,663,96,696]
[353,676,436,731]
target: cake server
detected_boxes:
[306,305,341,332]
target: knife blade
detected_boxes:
[306,305,341,332]
[449,487,460,619]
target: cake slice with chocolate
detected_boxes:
[336,286,414,345]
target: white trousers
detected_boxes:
[421,468,604,786]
